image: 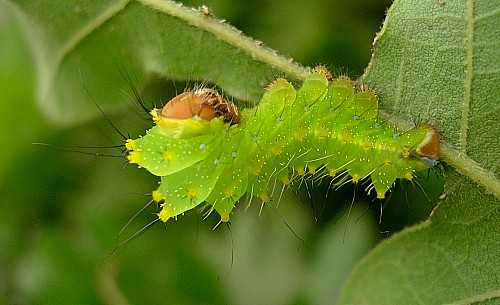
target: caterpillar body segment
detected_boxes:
[126,67,440,223]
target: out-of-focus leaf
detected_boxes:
[7,0,309,125]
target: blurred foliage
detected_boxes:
[0,1,450,305]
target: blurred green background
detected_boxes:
[0,1,444,304]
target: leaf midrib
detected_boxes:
[139,0,309,79]
[50,0,310,100]
[460,0,474,154]
[43,0,131,102]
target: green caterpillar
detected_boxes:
[126,67,440,224]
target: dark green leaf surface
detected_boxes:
[338,170,500,304]
[3,0,499,304]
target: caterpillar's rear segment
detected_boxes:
[126,67,440,223]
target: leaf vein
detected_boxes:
[460,0,474,153]
[46,0,131,102]
[138,0,309,80]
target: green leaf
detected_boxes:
[7,0,309,125]
[5,0,499,304]
[338,170,500,305]
[339,0,500,304]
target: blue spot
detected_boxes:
[231,151,237,158]
[392,134,399,140]
[329,108,334,114]
[199,143,207,150]
[253,136,258,142]
[353,115,359,121]
[276,117,282,123]
[374,122,381,128]
[214,159,220,165]
[304,106,310,112]
[420,157,439,167]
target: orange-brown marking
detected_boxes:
[417,124,440,160]
[160,88,240,125]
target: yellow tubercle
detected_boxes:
[150,108,160,122]
[157,208,172,223]
[376,190,386,199]
[281,177,291,185]
[224,188,234,199]
[163,150,174,161]
[187,188,197,199]
[220,212,230,223]
[296,167,305,176]
[152,189,163,202]
[312,65,332,79]
[250,166,261,176]
[401,149,411,158]
[125,139,135,151]
[260,193,270,203]
[127,151,140,164]
[273,146,283,156]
